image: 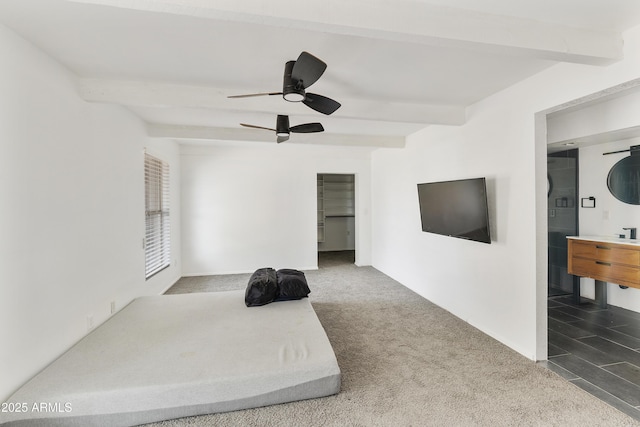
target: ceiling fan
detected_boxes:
[241,115,324,143]
[228,51,341,115]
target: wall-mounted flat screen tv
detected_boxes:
[417,177,491,244]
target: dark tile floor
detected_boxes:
[545,295,640,421]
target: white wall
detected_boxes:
[0,25,181,401]
[578,138,640,310]
[180,142,373,275]
[547,90,640,144]
[372,110,538,358]
[371,24,640,360]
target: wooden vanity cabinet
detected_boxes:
[568,239,640,290]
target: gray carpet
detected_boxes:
[150,252,640,426]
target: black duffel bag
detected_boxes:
[244,267,278,307]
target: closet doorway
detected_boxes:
[317,174,356,261]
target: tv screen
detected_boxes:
[417,177,491,244]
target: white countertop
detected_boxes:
[567,235,640,246]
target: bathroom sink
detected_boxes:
[567,235,640,245]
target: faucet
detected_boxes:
[623,227,637,239]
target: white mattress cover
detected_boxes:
[1,291,340,426]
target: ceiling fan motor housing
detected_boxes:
[276,115,290,136]
[282,61,305,102]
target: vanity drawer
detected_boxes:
[571,241,640,265]
[570,258,640,286]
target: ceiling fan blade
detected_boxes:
[277,135,290,143]
[228,92,282,99]
[303,93,341,115]
[291,52,327,89]
[290,123,324,133]
[240,123,277,132]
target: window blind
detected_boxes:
[145,153,171,279]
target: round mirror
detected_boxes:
[607,154,640,205]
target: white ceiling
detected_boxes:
[2,0,640,147]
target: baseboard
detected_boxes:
[181,266,318,277]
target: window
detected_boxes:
[144,153,170,279]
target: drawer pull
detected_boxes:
[596,261,612,266]
[596,245,611,250]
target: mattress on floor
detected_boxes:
[0,291,341,427]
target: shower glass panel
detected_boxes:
[547,149,579,297]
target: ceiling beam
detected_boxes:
[67,0,623,65]
[146,123,406,148]
[78,78,466,126]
